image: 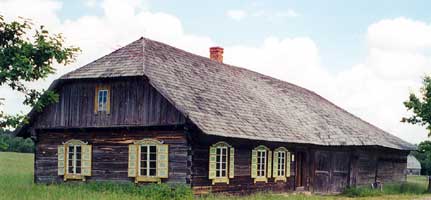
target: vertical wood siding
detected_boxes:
[33,77,185,129]
[34,129,190,184]
[311,149,408,194]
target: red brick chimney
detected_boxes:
[210,47,224,63]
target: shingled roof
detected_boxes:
[41,37,416,150]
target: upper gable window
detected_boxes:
[94,85,110,114]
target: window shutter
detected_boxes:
[208,146,216,179]
[251,150,257,178]
[57,145,65,176]
[94,86,99,114]
[286,151,291,177]
[106,88,111,114]
[82,144,92,176]
[128,144,137,177]
[267,150,272,178]
[273,151,278,178]
[157,144,169,178]
[229,147,235,178]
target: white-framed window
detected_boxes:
[94,85,110,114]
[272,147,291,182]
[215,146,228,178]
[139,144,157,177]
[251,145,271,183]
[57,139,92,181]
[257,149,267,177]
[277,151,286,177]
[128,139,169,183]
[98,89,108,111]
[208,141,235,185]
[67,144,82,175]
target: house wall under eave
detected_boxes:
[188,129,409,195]
[34,128,190,184]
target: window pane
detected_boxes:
[149,169,156,176]
[150,161,156,168]
[68,160,73,173]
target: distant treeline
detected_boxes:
[0,130,34,153]
[411,141,431,175]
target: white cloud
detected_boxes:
[0,1,429,144]
[84,0,99,8]
[0,0,215,115]
[275,9,300,18]
[226,9,247,21]
[225,17,431,144]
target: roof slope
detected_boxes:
[61,37,414,150]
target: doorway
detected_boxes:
[295,151,307,189]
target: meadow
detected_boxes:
[1,152,430,200]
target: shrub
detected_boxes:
[0,131,34,153]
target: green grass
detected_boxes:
[1,152,431,200]
[0,152,193,200]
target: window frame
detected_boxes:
[252,145,271,183]
[62,139,88,181]
[138,144,158,177]
[94,85,110,114]
[131,139,167,183]
[273,147,290,182]
[209,141,233,185]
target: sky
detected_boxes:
[1,0,431,144]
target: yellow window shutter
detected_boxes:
[157,144,169,178]
[106,87,111,114]
[229,147,235,178]
[286,151,291,177]
[273,151,278,178]
[57,145,65,176]
[208,146,216,179]
[82,144,92,176]
[94,85,99,114]
[267,150,272,178]
[251,150,257,178]
[128,144,138,177]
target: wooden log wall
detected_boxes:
[355,149,408,185]
[33,77,185,129]
[34,129,190,184]
[311,148,408,194]
[189,134,296,195]
[311,150,350,194]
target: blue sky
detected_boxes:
[2,0,431,144]
[59,0,431,72]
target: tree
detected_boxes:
[0,16,80,130]
[411,141,431,175]
[402,76,431,136]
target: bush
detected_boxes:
[342,182,427,197]
[0,131,34,153]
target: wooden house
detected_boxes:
[15,37,415,194]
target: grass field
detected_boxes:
[1,152,430,200]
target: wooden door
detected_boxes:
[295,152,307,189]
